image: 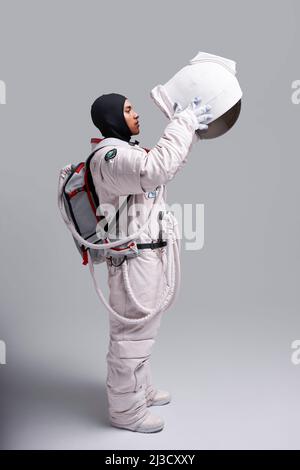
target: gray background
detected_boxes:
[1,0,300,450]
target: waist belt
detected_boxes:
[106,240,167,267]
[136,240,167,250]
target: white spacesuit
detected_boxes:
[90,106,201,432]
[86,51,242,433]
[56,51,242,433]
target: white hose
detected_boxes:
[121,234,176,315]
[87,224,180,325]
[121,212,178,315]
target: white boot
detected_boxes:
[135,412,164,433]
[111,411,164,433]
[147,389,171,407]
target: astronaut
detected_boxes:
[89,92,213,433]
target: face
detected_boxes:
[123,99,140,135]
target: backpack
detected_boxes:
[57,138,150,266]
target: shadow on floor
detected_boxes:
[0,369,111,449]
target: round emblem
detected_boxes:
[104,148,117,161]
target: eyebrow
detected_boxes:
[125,105,132,110]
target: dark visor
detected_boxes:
[196,99,242,140]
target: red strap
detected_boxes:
[68,186,85,199]
[82,249,88,265]
[91,138,104,144]
[75,162,85,173]
[103,239,135,251]
[111,242,135,251]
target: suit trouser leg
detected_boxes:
[144,357,157,405]
[105,248,167,429]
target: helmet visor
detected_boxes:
[197,99,242,140]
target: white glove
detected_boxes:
[173,96,213,130]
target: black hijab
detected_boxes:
[91,93,132,142]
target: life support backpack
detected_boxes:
[57,138,152,266]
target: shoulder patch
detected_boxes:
[104,148,117,161]
[147,190,157,199]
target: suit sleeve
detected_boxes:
[100,107,199,196]
[139,107,199,192]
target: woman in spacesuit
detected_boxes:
[90,91,241,433]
